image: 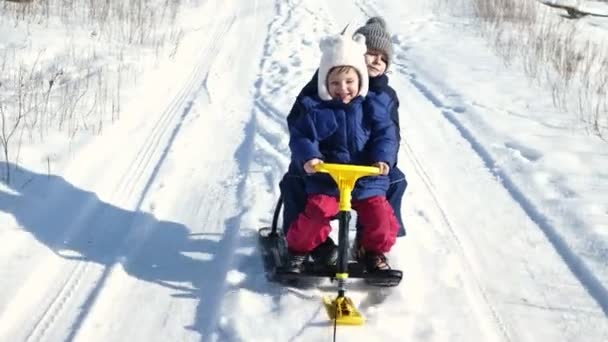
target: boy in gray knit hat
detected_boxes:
[350,16,406,269]
[355,16,393,76]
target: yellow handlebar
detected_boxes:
[314,163,381,211]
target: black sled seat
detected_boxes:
[258,204,402,288]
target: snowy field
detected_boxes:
[0,0,607,341]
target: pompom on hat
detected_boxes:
[354,16,393,67]
[317,33,369,101]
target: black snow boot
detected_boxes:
[282,250,307,274]
[351,235,364,261]
[363,252,391,272]
[310,237,338,267]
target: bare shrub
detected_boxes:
[1,0,184,48]
[0,61,36,182]
[0,0,196,181]
[472,0,536,27]
[445,0,608,139]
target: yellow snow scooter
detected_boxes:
[258,163,403,326]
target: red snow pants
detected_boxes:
[286,194,399,254]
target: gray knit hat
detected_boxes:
[354,17,393,67]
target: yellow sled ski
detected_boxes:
[323,295,365,325]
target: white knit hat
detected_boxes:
[317,33,369,101]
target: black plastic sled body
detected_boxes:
[258,227,402,287]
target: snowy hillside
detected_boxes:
[0,0,607,341]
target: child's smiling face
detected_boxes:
[327,66,360,104]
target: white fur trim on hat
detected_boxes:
[317,33,369,101]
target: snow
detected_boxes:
[1,0,607,341]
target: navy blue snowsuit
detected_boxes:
[289,94,396,199]
[280,71,407,235]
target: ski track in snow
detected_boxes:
[380,6,607,342]
[0,1,241,341]
[405,67,608,316]
[354,2,511,341]
[385,9,608,316]
[70,14,242,342]
[68,2,264,341]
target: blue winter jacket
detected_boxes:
[288,91,398,200]
[287,71,401,149]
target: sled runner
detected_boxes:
[259,227,401,287]
[258,163,402,325]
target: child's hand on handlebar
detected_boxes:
[304,158,323,174]
[374,162,390,175]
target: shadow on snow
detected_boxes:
[0,162,284,341]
